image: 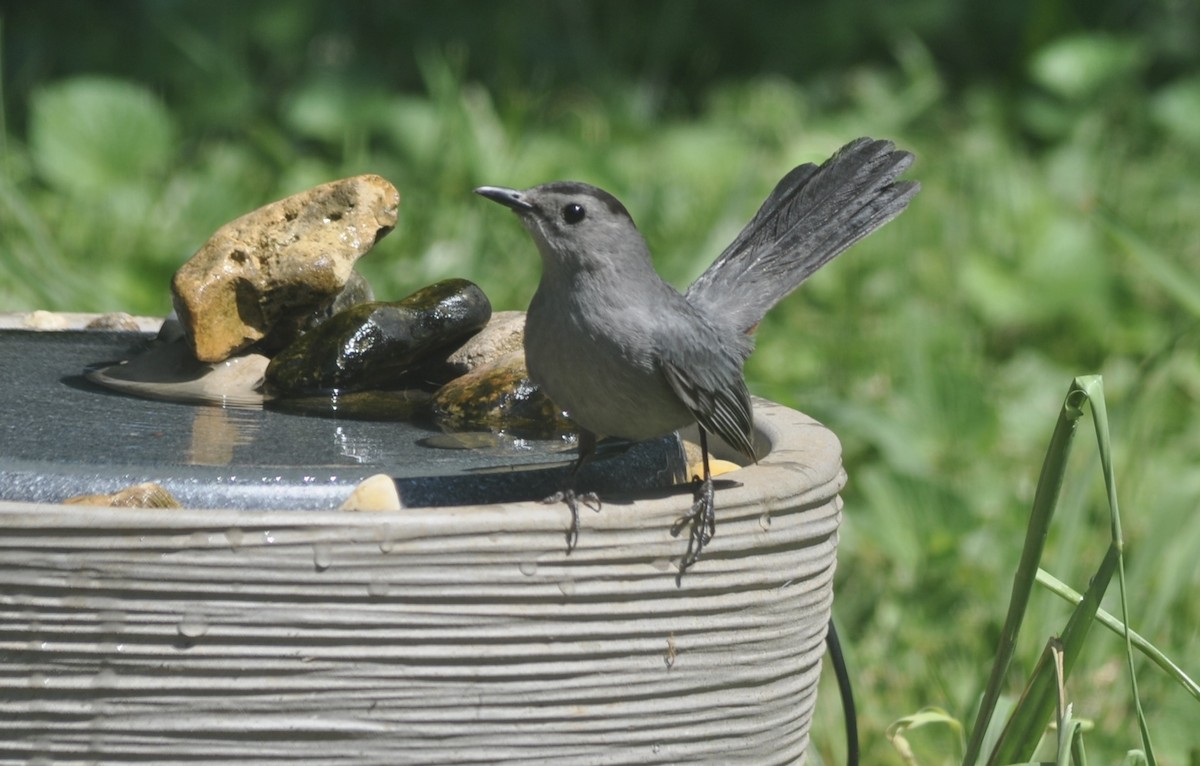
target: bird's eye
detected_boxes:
[561,203,586,224]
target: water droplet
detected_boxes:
[312,542,333,571]
[652,743,662,754]
[177,613,209,639]
[27,757,52,766]
[65,573,93,591]
[367,579,391,598]
[758,511,772,530]
[186,531,210,547]
[261,529,277,545]
[224,527,244,550]
[377,524,396,554]
[92,668,117,688]
[650,557,672,571]
[99,610,125,634]
[28,672,48,688]
[556,579,576,596]
[518,560,538,576]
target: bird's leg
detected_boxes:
[544,429,601,552]
[672,428,717,579]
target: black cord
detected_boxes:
[825,619,859,766]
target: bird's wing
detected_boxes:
[661,354,756,463]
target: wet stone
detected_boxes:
[264,279,492,396]
[171,174,400,362]
[431,349,575,438]
[86,335,270,408]
[257,269,376,356]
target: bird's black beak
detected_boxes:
[474,186,534,213]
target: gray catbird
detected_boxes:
[476,137,919,573]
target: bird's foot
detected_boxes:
[671,475,716,581]
[544,489,601,553]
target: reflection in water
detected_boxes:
[183,398,433,470]
[334,424,385,465]
[187,406,262,466]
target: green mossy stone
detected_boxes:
[431,350,575,438]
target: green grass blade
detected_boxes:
[963,378,1091,766]
[1059,695,1090,766]
[886,707,966,764]
[1083,377,1158,765]
[1068,717,1090,766]
[1035,568,1200,701]
[988,544,1119,765]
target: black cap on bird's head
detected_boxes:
[475,182,635,227]
[474,181,648,271]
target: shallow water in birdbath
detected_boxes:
[0,328,686,509]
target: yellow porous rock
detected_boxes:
[171,174,400,362]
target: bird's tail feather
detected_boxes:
[686,137,919,335]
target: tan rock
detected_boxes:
[84,312,143,332]
[172,174,400,362]
[65,482,181,508]
[86,337,270,408]
[444,311,526,375]
[681,438,744,481]
[339,474,402,512]
[687,458,742,481]
[23,310,68,330]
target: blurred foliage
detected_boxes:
[2,0,1192,126]
[2,1,1199,762]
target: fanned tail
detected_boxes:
[686,137,919,335]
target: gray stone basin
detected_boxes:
[0,313,844,764]
[0,322,685,509]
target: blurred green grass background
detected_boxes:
[2,1,1198,761]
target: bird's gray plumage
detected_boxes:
[476,137,918,574]
[476,181,756,460]
[472,137,912,461]
[475,137,918,464]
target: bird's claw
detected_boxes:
[672,475,716,580]
[545,489,601,553]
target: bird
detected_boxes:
[476,137,919,574]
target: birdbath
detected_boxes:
[0,313,844,764]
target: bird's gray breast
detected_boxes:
[523,275,698,441]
